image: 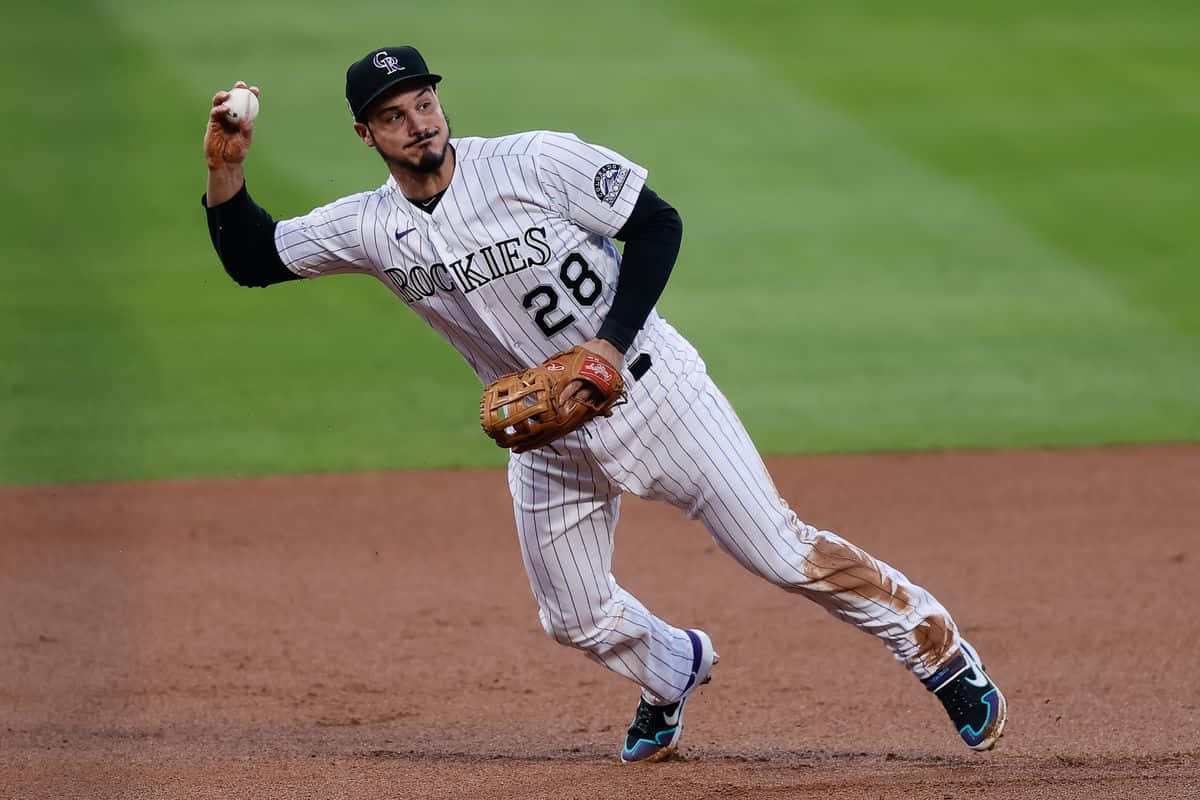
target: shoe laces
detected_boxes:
[632,700,660,734]
[633,695,681,734]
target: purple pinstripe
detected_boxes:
[510,318,961,696]
[272,129,963,699]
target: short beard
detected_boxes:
[409,141,449,173]
[375,115,453,174]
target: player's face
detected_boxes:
[355,85,451,174]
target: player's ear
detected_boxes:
[354,121,375,148]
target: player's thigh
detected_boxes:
[657,376,812,584]
[507,450,622,616]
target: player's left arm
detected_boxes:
[559,186,681,405]
[594,186,682,354]
[533,133,683,402]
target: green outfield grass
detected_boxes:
[2,1,1197,484]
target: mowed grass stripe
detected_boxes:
[657,0,1199,452]
[2,1,1195,484]
[3,3,490,483]
[663,0,1200,336]
[1,4,166,481]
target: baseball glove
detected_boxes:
[480,346,626,453]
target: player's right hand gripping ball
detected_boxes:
[480,346,626,453]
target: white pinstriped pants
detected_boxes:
[508,321,961,704]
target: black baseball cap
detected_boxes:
[345,46,442,121]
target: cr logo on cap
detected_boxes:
[372,51,405,75]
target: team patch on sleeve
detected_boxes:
[593,163,631,207]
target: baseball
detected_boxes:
[225,87,259,123]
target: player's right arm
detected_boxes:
[204,82,255,206]
[201,82,298,287]
[201,84,369,287]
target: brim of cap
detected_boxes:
[354,73,443,119]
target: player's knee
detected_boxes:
[536,604,617,652]
[747,526,851,590]
[537,609,594,649]
[560,621,611,650]
[536,608,568,644]
[733,548,812,590]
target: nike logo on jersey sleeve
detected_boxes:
[395,227,417,241]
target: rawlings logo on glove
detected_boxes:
[480,346,626,453]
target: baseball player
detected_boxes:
[202,46,1007,762]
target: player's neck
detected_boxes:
[391,144,456,203]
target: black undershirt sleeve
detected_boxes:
[595,185,682,354]
[201,183,299,288]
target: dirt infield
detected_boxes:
[3,445,1198,799]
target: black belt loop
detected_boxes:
[628,353,652,381]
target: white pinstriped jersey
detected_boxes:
[274,131,653,383]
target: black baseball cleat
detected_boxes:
[924,640,1008,751]
[620,629,718,763]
